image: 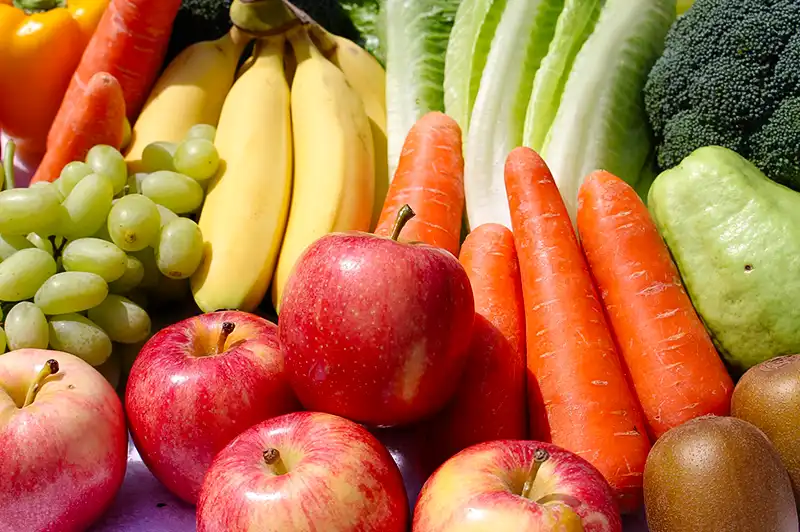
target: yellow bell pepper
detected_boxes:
[0,0,108,163]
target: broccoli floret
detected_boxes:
[644,0,800,189]
[166,0,363,65]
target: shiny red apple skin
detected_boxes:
[197,411,409,532]
[125,310,299,505]
[0,349,127,532]
[413,440,622,532]
[279,232,475,427]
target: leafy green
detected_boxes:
[522,0,601,152]
[339,0,384,62]
[541,0,675,221]
[463,0,564,229]
[443,0,508,134]
[384,0,460,178]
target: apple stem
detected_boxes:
[216,322,235,354]
[520,448,550,500]
[22,359,59,408]
[263,448,287,475]
[389,204,416,242]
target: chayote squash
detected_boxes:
[648,146,800,373]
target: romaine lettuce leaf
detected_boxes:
[463,0,564,229]
[384,0,460,179]
[443,0,508,134]
[522,0,601,152]
[541,0,675,222]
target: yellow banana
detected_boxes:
[311,27,389,229]
[271,28,375,312]
[125,28,250,172]
[191,36,293,313]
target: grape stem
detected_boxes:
[22,359,59,408]
[49,236,67,260]
[3,139,16,190]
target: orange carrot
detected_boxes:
[31,72,125,185]
[425,224,527,467]
[46,0,181,151]
[577,170,734,439]
[374,112,464,257]
[505,146,651,514]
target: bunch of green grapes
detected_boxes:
[0,124,218,367]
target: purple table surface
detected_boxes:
[4,133,650,532]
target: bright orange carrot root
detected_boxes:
[424,224,528,467]
[46,0,181,151]
[374,112,465,257]
[577,170,734,439]
[505,146,651,513]
[31,72,126,184]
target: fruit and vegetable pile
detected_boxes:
[1,0,799,531]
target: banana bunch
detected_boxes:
[131,12,387,314]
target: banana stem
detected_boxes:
[230,0,302,36]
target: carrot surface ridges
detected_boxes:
[505,146,651,514]
[31,72,126,185]
[374,112,465,257]
[46,0,182,152]
[577,170,734,440]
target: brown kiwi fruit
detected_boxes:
[732,355,800,506]
[643,416,798,532]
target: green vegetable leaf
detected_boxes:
[443,0,508,134]
[384,0,460,179]
[522,0,601,152]
[463,0,564,229]
[339,0,384,62]
[541,0,676,222]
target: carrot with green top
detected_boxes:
[505,146,651,513]
[374,112,464,257]
[577,170,734,440]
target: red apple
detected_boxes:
[424,314,527,470]
[197,411,409,531]
[0,349,127,531]
[125,310,299,505]
[279,205,475,427]
[414,440,622,532]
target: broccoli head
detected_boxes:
[644,0,800,189]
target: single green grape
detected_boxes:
[30,181,65,204]
[62,238,128,282]
[86,145,127,195]
[5,301,49,350]
[34,271,108,315]
[0,234,34,260]
[107,194,161,252]
[0,188,62,236]
[62,173,114,239]
[0,248,57,301]
[27,233,54,255]
[88,294,151,344]
[155,217,204,279]
[141,142,177,173]
[121,117,132,151]
[108,255,145,294]
[130,248,160,289]
[173,139,220,181]
[0,327,6,353]
[58,161,94,197]
[156,204,178,227]
[185,124,217,142]
[48,313,112,366]
[140,171,204,214]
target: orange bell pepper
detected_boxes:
[0,0,108,164]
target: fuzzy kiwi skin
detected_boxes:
[732,355,800,506]
[643,416,798,532]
